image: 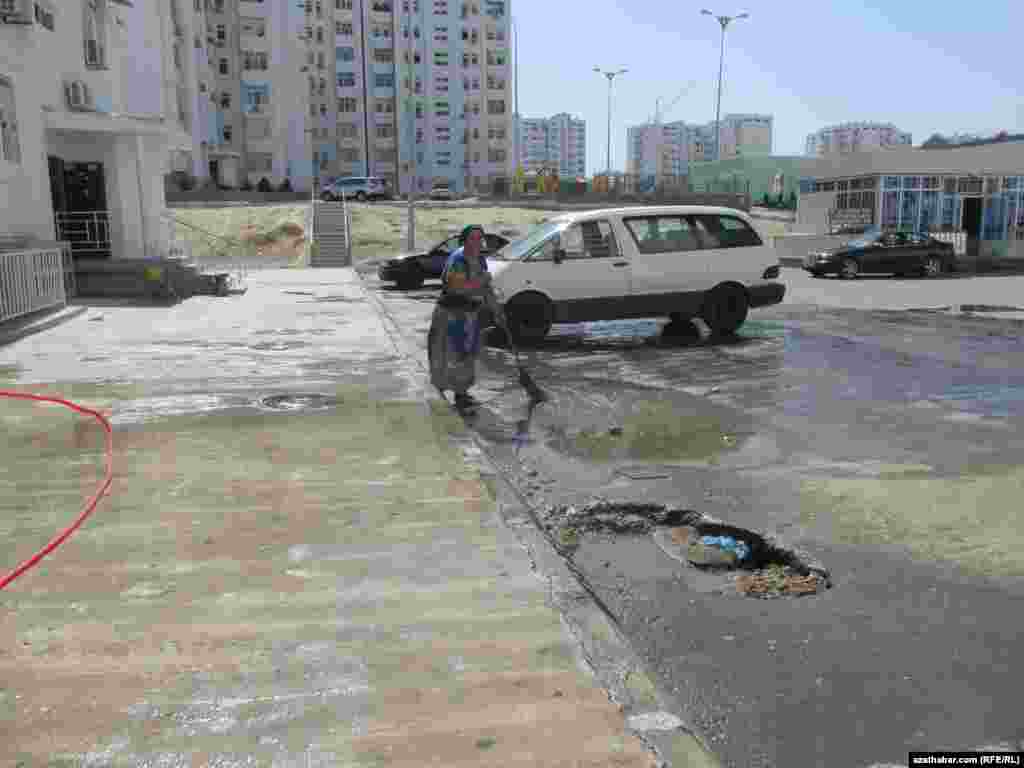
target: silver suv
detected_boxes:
[321,176,390,202]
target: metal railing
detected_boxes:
[0,247,68,324]
[54,211,112,258]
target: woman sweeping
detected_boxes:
[428,224,502,410]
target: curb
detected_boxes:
[355,270,721,768]
[0,305,88,347]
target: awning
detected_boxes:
[43,108,168,136]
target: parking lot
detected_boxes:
[359,261,1024,768]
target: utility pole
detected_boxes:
[701,9,747,163]
[404,0,416,251]
[593,66,627,174]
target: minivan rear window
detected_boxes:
[692,214,762,249]
[623,216,700,254]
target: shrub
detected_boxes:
[257,177,273,192]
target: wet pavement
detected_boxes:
[360,264,1024,768]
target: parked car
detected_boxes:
[804,229,956,279]
[430,181,454,201]
[482,205,785,342]
[377,231,510,289]
[321,176,391,202]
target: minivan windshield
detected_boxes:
[490,220,568,261]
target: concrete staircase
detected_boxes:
[310,201,352,267]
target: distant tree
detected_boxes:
[787,190,798,210]
[257,177,273,192]
[762,192,773,207]
[922,134,949,148]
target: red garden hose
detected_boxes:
[0,391,113,591]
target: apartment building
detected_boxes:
[627,113,771,178]
[805,122,912,157]
[515,112,585,177]
[393,0,513,195]
[1,0,178,260]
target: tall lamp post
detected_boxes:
[701,9,747,163]
[594,66,627,175]
[404,0,418,251]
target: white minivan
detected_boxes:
[486,206,785,342]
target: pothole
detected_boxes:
[540,499,831,599]
[257,393,339,412]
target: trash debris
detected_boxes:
[736,564,826,598]
[700,534,750,561]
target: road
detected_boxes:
[360,263,1024,768]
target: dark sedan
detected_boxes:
[377,232,510,289]
[805,230,956,279]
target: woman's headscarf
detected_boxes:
[459,224,484,244]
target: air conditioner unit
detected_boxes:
[0,0,32,24]
[65,80,94,111]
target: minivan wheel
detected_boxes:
[923,255,943,278]
[506,293,552,344]
[701,285,749,337]
[839,257,860,279]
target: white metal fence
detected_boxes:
[0,247,68,324]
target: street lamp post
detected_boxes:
[404,0,418,251]
[701,9,747,163]
[594,66,627,175]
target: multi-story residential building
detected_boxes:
[805,122,912,157]
[627,113,771,178]
[1,0,178,261]
[394,0,513,196]
[515,112,585,177]
[717,113,772,159]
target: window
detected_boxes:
[433,0,447,12]
[33,3,55,30]
[337,46,355,62]
[472,53,479,65]
[434,100,449,117]
[320,103,328,116]
[435,126,450,142]
[373,24,391,38]
[310,104,317,116]
[378,149,397,162]
[559,220,619,260]
[241,18,267,37]
[315,0,323,16]
[319,77,327,96]
[415,127,423,143]
[487,148,505,162]
[220,93,232,109]
[338,122,359,138]
[316,26,324,43]
[486,99,505,115]
[472,127,479,139]
[624,216,699,254]
[694,214,762,248]
[84,3,106,68]
[317,51,325,68]
[213,0,226,11]
[375,100,394,113]
[0,77,20,165]
[338,97,357,112]
[337,0,353,8]
[223,125,233,142]
[219,58,229,75]
[433,25,448,42]
[340,148,361,162]
[434,51,448,65]
[338,72,356,87]
[473,151,480,162]
[376,124,395,138]
[217,23,227,42]
[943,177,957,194]
[415,104,423,118]
[375,73,394,87]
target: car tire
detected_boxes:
[839,257,860,279]
[701,284,749,337]
[320,192,335,202]
[922,254,944,278]
[355,191,367,202]
[505,292,553,344]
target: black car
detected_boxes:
[804,229,956,279]
[377,232,510,289]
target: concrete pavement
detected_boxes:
[0,269,715,766]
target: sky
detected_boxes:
[511,0,1024,176]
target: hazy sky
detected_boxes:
[511,0,1024,175]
